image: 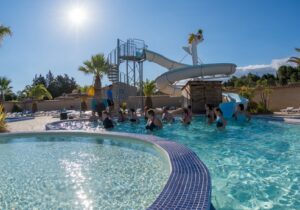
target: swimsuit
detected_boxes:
[216,116,223,128]
[146,121,157,131]
[103,118,114,129]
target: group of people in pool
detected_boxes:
[205,103,251,129]
[92,103,251,131]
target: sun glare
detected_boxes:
[68,6,87,27]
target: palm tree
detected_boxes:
[78,54,109,98]
[288,48,300,66]
[0,25,12,46]
[0,77,12,102]
[25,84,53,112]
[143,79,156,108]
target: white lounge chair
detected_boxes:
[292,107,300,113]
[280,107,294,113]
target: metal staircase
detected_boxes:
[106,39,147,109]
[107,39,146,85]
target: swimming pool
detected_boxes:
[48,117,300,210]
[0,133,170,209]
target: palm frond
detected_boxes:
[143,79,156,96]
[0,25,12,45]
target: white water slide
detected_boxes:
[144,49,236,96]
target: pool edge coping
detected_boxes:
[0,130,212,210]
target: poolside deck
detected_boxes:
[7,116,57,132]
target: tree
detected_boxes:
[0,104,7,132]
[79,54,109,99]
[0,77,12,102]
[32,74,47,87]
[277,66,288,85]
[256,80,272,112]
[288,48,300,66]
[143,79,156,108]
[31,71,78,98]
[239,86,255,101]
[25,84,53,112]
[0,24,12,46]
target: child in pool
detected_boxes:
[102,111,114,129]
[129,108,139,123]
[162,107,175,123]
[214,108,227,129]
[233,104,251,122]
[146,109,163,131]
[182,108,192,125]
[205,104,215,124]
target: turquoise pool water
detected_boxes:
[111,118,300,210]
[0,134,169,209]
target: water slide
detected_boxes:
[220,93,249,118]
[144,49,237,96]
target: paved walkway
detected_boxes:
[7,116,58,132]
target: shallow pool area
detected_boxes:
[48,117,300,209]
[0,133,170,209]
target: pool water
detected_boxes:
[0,134,169,210]
[69,117,300,210]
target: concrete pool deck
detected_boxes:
[7,116,58,132]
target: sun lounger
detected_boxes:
[292,107,300,113]
[280,107,294,113]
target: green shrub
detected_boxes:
[0,104,7,133]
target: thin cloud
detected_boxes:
[235,57,293,77]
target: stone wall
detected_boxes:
[252,86,300,111]
[127,95,183,109]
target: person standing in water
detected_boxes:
[233,104,251,122]
[146,109,163,131]
[162,107,175,123]
[182,108,192,125]
[106,85,114,113]
[102,111,114,129]
[205,104,215,124]
[214,108,227,129]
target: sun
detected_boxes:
[68,6,87,27]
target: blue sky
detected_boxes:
[0,0,300,92]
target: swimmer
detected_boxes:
[162,107,175,123]
[233,104,251,122]
[146,109,163,131]
[129,108,139,123]
[214,108,227,129]
[182,108,192,125]
[117,110,127,122]
[102,111,114,129]
[205,104,215,124]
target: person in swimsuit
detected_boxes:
[182,108,192,125]
[129,108,139,123]
[117,110,127,122]
[143,106,149,120]
[205,104,215,124]
[162,107,175,123]
[106,85,114,113]
[214,108,227,129]
[146,109,163,131]
[233,103,251,122]
[102,111,114,129]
